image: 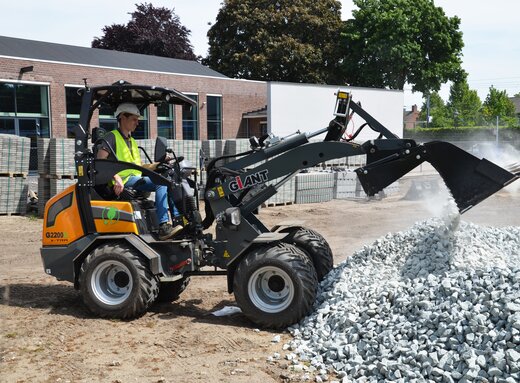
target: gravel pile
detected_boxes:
[284,210,520,382]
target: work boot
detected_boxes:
[158,222,183,240]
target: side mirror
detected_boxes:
[154,136,168,162]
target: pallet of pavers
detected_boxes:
[334,170,399,200]
[37,137,51,175]
[334,171,365,199]
[49,138,76,177]
[295,172,334,204]
[135,139,155,164]
[264,176,295,206]
[201,139,226,167]
[224,139,251,164]
[0,176,28,215]
[0,134,31,176]
[167,139,202,169]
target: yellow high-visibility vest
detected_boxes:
[112,130,142,184]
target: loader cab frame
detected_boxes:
[71,80,197,235]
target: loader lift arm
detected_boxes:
[204,90,518,229]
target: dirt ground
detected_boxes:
[1,177,518,383]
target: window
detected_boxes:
[99,105,149,139]
[65,86,83,138]
[0,82,50,170]
[182,94,198,140]
[157,103,175,139]
[207,95,222,139]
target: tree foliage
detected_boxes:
[419,92,450,128]
[482,86,517,126]
[204,0,343,83]
[341,0,465,93]
[92,3,197,61]
[482,87,516,118]
[447,79,482,127]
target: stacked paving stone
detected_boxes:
[334,171,364,199]
[334,170,399,200]
[295,172,335,204]
[135,139,155,164]
[0,134,30,215]
[0,134,31,175]
[38,138,77,217]
[49,138,76,177]
[37,138,51,175]
[201,139,226,167]
[0,176,28,215]
[282,209,520,382]
[264,176,296,206]
[167,139,202,169]
[223,139,251,164]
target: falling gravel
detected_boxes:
[285,210,520,382]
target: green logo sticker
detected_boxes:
[102,206,120,225]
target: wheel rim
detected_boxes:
[91,260,133,305]
[248,266,294,313]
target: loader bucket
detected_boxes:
[356,141,518,214]
[422,141,518,213]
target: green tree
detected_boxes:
[92,3,197,61]
[419,92,450,127]
[482,86,516,126]
[204,0,343,83]
[341,0,465,93]
[447,79,482,127]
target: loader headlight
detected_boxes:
[225,207,242,226]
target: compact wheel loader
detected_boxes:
[40,81,518,328]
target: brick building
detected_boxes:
[0,36,267,168]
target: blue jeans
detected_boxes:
[125,176,179,224]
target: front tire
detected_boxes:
[281,227,333,281]
[79,242,159,319]
[156,277,191,303]
[233,243,318,329]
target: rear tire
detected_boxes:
[79,242,159,319]
[156,277,191,303]
[233,243,318,329]
[281,227,334,281]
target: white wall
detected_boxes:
[268,82,404,141]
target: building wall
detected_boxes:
[0,57,267,140]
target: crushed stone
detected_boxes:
[283,209,520,382]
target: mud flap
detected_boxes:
[356,141,518,213]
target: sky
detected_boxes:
[1,0,519,109]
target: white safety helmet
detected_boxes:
[115,103,141,117]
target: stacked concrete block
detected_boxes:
[334,171,364,199]
[37,137,77,217]
[224,139,251,164]
[135,139,155,164]
[201,140,226,160]
[333,170,399,200]
[37,138,51,175]
[37,178,51,217]
[295,172,334,204]
[49,138,76,177]
[167,140,202,169]
[264,177,296,206]
[0,135,30,215]
[50,178,77,197]
[0,177,28,215]
[0,134,31,175]
[383,181,400,196]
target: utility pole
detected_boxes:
[496,116,499,147]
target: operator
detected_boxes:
[96,102,182,240]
